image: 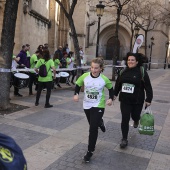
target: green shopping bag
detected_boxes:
[138,107,154,135]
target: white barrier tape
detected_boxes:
[149,62,167,64]
[0,68,11,72]
[2,63,167,73]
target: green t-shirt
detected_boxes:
[66,58,70,68]
[76,72,113,109]
[27,51,31,57]
[54,59,60,69]
[35,58,54,82]
[30,54,38,73]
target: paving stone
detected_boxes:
[98,121,161,152]
[45,143,149,170]
[18,93,62,104]
[17,109,84,130]
[53,100,84,113]
[0,124,49,150]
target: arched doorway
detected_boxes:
[106,37,120,60]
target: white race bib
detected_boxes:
[122,83,135,93]
[85,91,99,102]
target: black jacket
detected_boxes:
[114,67,153,104]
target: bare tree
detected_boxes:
[122,0,168,58]
[55,0,82,78]
[0,0,19,110]
[103,0,131,80]
[121,1,139,51]
[132,0,165,57]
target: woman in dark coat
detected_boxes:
[114,52,153,148]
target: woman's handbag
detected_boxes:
[138,107,154,135]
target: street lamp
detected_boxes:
[148,37,154,70]
[96,1,105,57]
[164,41,169,69]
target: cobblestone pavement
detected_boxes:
[0,68,170,170]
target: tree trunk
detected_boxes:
[144,30,148,57]
[68,17,82,79]
[130,26,134,52]
[112,8,121,81]
[0,0,19,110]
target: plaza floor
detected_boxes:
[0,68,170,170]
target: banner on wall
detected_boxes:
[133,34,144,53]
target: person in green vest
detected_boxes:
[28,50,40,95]
[53,52,62,88]
[61,52,71,86]
[35,49,56,108]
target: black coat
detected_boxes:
[114,66,153,104]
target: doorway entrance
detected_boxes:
[106,37,120,60]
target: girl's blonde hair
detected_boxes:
[91,57,105,72]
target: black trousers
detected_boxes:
[70,70,76,82]
[84,107,104,152]
[120,102,143,139]
[29,73,38,93]
[35,81,52,105]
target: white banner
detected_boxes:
[133,34,144,53]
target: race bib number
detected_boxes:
[122,83,135,93]
[85,91,99,101]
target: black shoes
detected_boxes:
[44,104,53,108]
[35,103,53,108]
[99,119,106,132]
[14,93,23,97]
[120,139,128,148]
[83,151,93,163]
[29,92,33,95]
[66,82,71,86]
[71,81,75,85]
[133,121,139,128]
[57,84,62,88]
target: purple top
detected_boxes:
[17,50,27,66]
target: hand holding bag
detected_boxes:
[138,106,154,135]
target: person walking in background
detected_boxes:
[114,52,153,149]
[35,49,56,108]
[61,52,71,86]
[120,56,126,66]
[55,46,63,61]
[37,45,44,57]
[79,46,84,58]
[67,51,76,85]
[73,57,114,163]
[53,52,62,88]
[44,43,48,50]
[29,50,40,95]
[63,43,70,54]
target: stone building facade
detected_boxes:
[74,0,170,68]
[0,0,69,55]
[0,0,169,68]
